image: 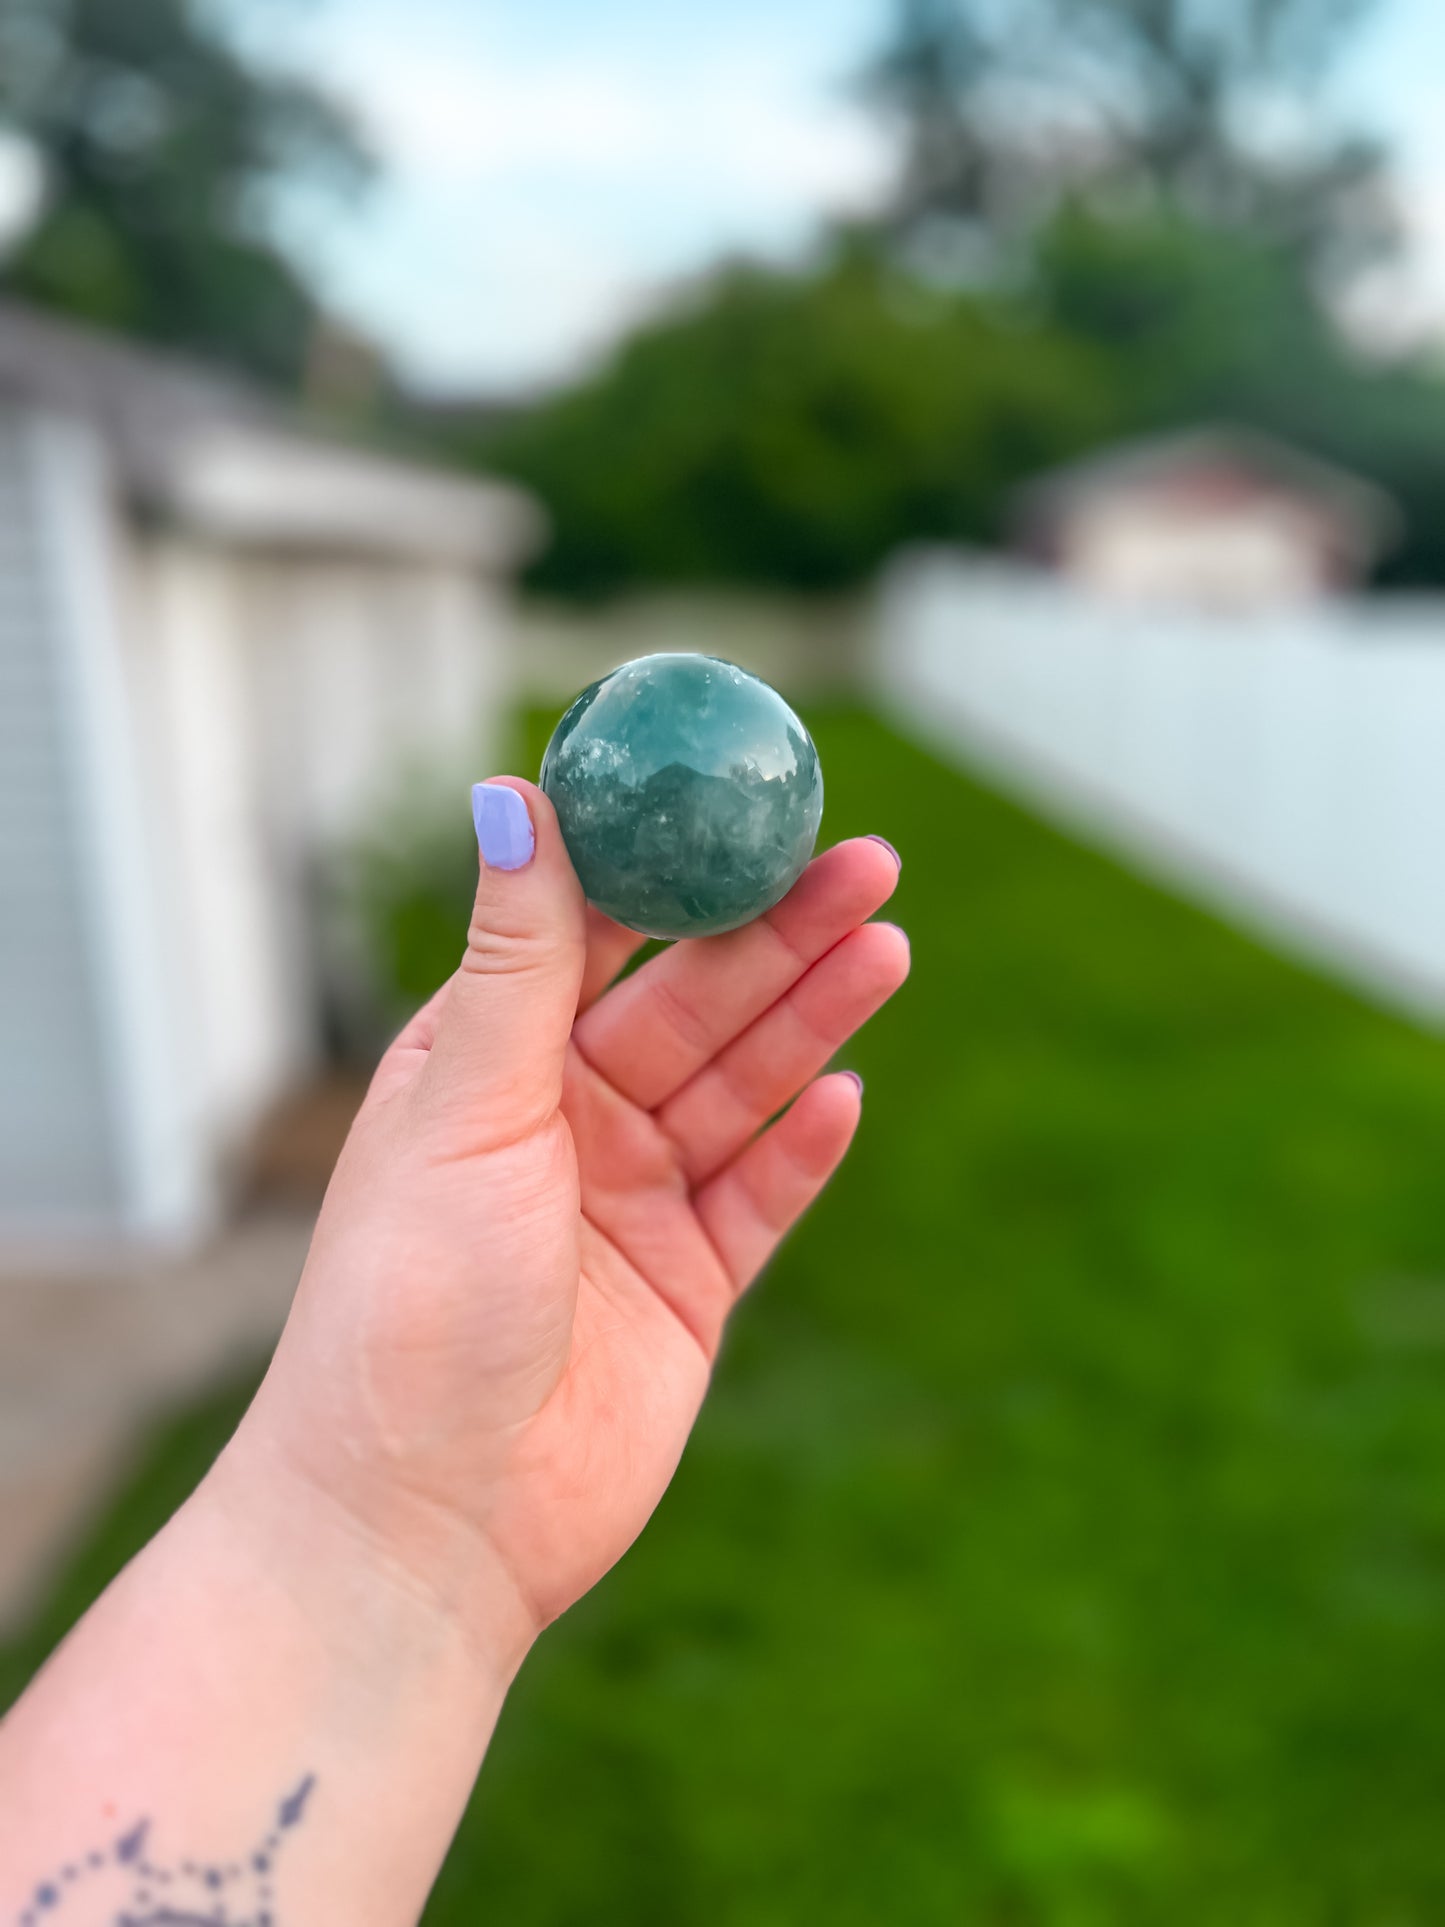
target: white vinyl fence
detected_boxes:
[878,552,1445,1022]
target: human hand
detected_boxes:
[234,779,909,1664]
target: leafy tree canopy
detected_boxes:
[1030,205,1445,582]
[480,246,1123,599]
[476,211,1445,596]
[863,0,1392,284]
[469,0,1445,598]
[0,0,371,385]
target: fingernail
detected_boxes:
[866,835,901,870]
[472,782,535,870]
[841,1070,865,1098]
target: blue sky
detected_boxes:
[253,0,895,392]
[5,0,1442,392]
[266,0,1445,394]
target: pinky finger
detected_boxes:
[694,1071,863,1296]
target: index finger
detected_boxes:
[579,906,649,1010]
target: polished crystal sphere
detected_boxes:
[539,653,824,939]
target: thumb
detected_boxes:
[420,778,587,1140]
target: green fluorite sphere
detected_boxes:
[540,654,824,939]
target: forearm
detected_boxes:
[0,1417,535,1924]
[0,809,904,1919]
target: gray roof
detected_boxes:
[0,299,282,492]
[0,299,540,567]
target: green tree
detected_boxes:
[481,247,1123,598]
[475,211,1445,595]
[1033,202,1350,422]
[0,0,371,385]
[1029,203,1445,583]
[865,0,1390,280]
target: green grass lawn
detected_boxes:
[10,707,1445,1923]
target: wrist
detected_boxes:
[200,1411,540,1703]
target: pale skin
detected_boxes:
[0,780,909,1923]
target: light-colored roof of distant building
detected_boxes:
[0,299,541,569]
[1016,424,1402,567]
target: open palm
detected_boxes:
[256,784,907,1640]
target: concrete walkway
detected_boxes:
[0,1209,312,1633]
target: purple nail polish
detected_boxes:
[842,1070,865,1098]
[472,783,535,870]
[866,834,901,870]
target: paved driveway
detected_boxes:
[0,1209,311,1630]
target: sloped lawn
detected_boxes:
[10,707,1445,1925]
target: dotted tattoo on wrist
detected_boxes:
[16,1775,316,1927]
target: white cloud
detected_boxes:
[275,8,893,388]
[330,21,890,210]
[385,209,658,392]
[669,51,889,208]
[331,38,655,179]
[1336,167,1445,358]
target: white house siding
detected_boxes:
[117,537,513,1196]
[879,553,1445,1023]
[236,558,510,848]
[120,537,303,1184]
[1059,493,1331,606]
[0,408,206,1242]
[0,403,122,1228]
[0,312,526,1250]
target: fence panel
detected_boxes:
[879,554,1445,1020]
